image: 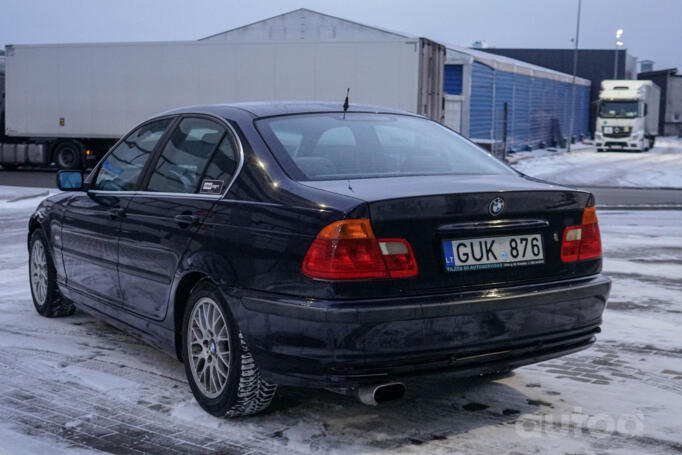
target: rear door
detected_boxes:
[117,115,240,320]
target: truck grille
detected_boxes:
[602,126,630,138]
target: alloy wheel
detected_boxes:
[187,297,232,398]
[30,241,48,306]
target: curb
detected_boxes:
[583,186,682,191]
[597,205,682,211]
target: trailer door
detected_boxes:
[416,38,446,123]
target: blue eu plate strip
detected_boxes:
[442,241,455,267]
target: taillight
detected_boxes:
[302,219,418,280]
[560,206,602,262]
[378,239,418,278]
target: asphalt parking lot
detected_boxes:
[1,140,681,454]
[1,182,681,454]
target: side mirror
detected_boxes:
[56,170,84,191]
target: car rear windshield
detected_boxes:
[256,113,514,181]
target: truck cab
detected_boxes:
[595,80,660,153]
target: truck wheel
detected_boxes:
[54,141,82,170]
[182,280,277,417]
[29,230,76,317]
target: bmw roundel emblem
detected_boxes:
[489,197,504,216]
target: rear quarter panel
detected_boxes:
[191,152,364,296]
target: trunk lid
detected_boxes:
[303,175,594,294]
[301,174,570,202]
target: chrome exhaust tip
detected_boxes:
[356,381,406,406]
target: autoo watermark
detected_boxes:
[515,407,644,439]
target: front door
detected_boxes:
[118,116,239,320]
[61,117,173,305]
[61,193,129,304]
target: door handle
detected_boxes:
[174,214,199,226]
[108,207,125,219]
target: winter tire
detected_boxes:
[182,280,277,417]
[29,230,76,317]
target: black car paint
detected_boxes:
[30,102,610,388]
[60,193,128,303]
[235,275,609,387]
[118,193,217,321]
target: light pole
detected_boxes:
[613,29,624,79]
[567,0,581,153]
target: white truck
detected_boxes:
[1,38,444,170]
[594,80,660,152]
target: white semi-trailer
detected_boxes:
[594,80,660,152]
[1,38,444,169]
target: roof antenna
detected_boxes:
[343,88,350,119]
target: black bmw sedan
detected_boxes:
[28,102,610,417]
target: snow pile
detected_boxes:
[507,141,594,164]
[0,185,55,211]
[511,137,682,188]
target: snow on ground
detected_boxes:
[0,422,100,455]
[0,187,681,454]
[510,137,682,188]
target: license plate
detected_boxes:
[442,234,544,272]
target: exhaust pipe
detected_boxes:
[357,381,405,406]
[328,381,406,406]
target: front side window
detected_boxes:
[93,118,172,191]
[147,118,227,194]
[599,100,639,118]
[256,113,514,181]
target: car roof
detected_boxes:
[160,101,419,119]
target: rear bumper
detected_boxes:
[231,274,610,388]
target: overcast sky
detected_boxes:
[1,0,680,71]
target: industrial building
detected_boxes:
[202,9,591,151]
[442,46,590,150]
[638,68,682,136]
[479,48,638,135]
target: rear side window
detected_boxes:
[147,118,226,194]
[256,113,514,181]
[93,118,171,191]
[202,137,238,185]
